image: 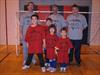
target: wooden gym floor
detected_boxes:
[0,45,100,75]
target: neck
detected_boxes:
[50,33,54,35]
[53,12,57,15]
[62,36,66,39]
[31,24,37,27]
[28,9,33,12]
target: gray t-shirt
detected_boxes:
[49,14,66,36]
[66,14,87,40]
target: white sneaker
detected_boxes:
[63,68,66,72]
[45,63,50,67]
[50,68,56,72]
[47,67,51,71]
[60,67,63,72]
[45,63,48,66]
[22,65,30,70]
[41,67,46,72]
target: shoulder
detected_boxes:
[67,14,74,19]
[66,36,70,40]
[78,14,86,18]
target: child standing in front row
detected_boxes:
[42,18,53,67]
[44,25,58,72]
[22,14,46,72]
[55,27,73,72]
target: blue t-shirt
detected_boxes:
[20,11,35,39]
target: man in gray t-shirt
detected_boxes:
[49,5,66,36]
[66,4,87,66]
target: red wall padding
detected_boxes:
[37,5,50,20]
[37,5,72,20]
[64,6,72,19]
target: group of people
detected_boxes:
[20,2,87,72]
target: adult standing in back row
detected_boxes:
[20,2,36,65]
[48,5,66,36]
[66,4,87,66]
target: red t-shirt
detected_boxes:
[56,37,73,64]
[41,25,49,36]
[45,33,58,59]
[25,25,45,54]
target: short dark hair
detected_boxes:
[60,27,68,32]
[27,2,34,6]
[52,4,58,9]
[49,24,57,33]
[72,4,79,9]
[46,18,53,22]
[31,14,39,19]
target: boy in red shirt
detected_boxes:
[22,14,46,72]
[45,25,58,72]
[55,27,73,72]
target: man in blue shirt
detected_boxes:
[20,2,36,65]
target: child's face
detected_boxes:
[31,16,38,25]
[49,28,55,34]
[46,20,52,26]
[61,30,67,37]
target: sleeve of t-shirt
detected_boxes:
[66,16,70,27]
[81,15,88,29]
[55,39,60,48]
[20,14,25,26]
[60,15,67,27]
[25,27,30,42]
[41,27,45,39]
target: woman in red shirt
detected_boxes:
[55,27,73,72]
[22,14,46,72]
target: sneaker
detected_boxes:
[45,63,50,67]
[41,67,46,72]
[63,68,66,72]
[50,68,56,72]
[60,67,63,72]
[47,67,51,71]
[22,65,30,70]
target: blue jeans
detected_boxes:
[60,63,68,68]
[49,59,56,68]
[22,40,36,63]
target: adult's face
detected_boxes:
[27,3,34,11]
[52,6,58,14]
[72,7,79,14]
